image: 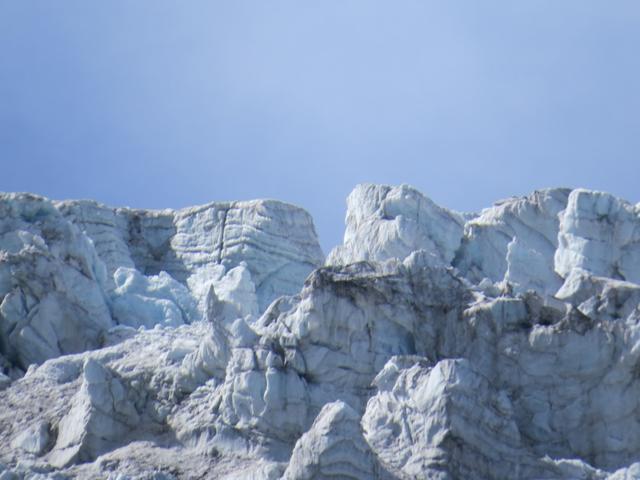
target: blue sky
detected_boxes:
[1,2,639,253]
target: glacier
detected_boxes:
[0,185,640,479]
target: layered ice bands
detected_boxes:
[57,198,324,311]
[0,193,323,372]
[1,184,640,480]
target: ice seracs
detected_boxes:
[58,198,324,311]
[456,187,570,296]
[555,188,640,284]
[362,357,527,479]
[284,401,379,480]
[327,184,465,268]
[328,184,640,299]
[49,358,141,468]
[2,184,640,479]
[0,194,113,370]
[0,193,323,374]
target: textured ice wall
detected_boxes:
[58,198,324,310]
[0,193,323,372]
[0,194,113,369]
[2,185,640,480]
[328,184,640,298]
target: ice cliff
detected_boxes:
[1,185,640,479]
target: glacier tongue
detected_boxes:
[1,185,640,479]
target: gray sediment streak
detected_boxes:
[216,206,230,265]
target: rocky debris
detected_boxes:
[1,184,640,479]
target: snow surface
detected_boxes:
[1,184,640,479]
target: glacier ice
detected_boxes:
[0,194,113,370]
[111,267,199,329]
[555,189,640,284]
[1,184,640,479]
[283,401,380,479]
[327,184,465,268]
[57,198,324,311]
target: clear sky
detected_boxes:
[2,2,639,253]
